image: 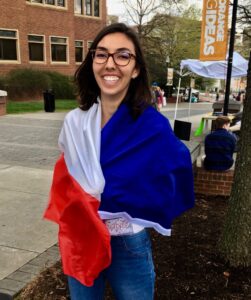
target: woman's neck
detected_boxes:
[101,99,121,128]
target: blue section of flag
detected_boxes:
[99,104,194,232]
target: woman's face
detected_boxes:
[92,32,139,104]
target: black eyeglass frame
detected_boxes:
[90,49,136,66]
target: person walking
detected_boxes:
[216,92,220,102]
[44,23,194,300]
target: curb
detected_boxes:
[0,244,60,299]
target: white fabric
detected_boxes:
[99,211,171,236]
[180,52,248,79]
[59,102,105,200]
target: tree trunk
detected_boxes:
[219,51,251,266]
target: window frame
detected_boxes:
[75,40,84,64]
[26,0,67,9]
[0,28,20,64]
[28,34,46,63]
[50,35,69,64]
[74,0,100,18]
[87,40,93,50]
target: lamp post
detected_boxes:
[166,55,170,67]
[165,55,170,100]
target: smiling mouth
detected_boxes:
[103,76,119,82]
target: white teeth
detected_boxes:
[103,76,119,81]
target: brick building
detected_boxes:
[0,0,107,76]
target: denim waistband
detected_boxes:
[110,229,150,246]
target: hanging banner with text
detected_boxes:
[166,68,174,86]
[200,0,229,61]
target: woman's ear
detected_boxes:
[132,68,140,79]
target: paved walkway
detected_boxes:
[0,103,212,299]
[0,112,67,298]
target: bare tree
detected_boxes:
[219,51,251,267]
[122,0,184,41]
[237,1,251,38]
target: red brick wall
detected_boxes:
[0,0,107,76]
[194,166,234,196]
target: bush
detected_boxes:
[43,71,76,99]
[0,75,7,91]
[5,68,50,100]
[4,68,76,100]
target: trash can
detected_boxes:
[43,90,55,112]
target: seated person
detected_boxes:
[204,116,237,171]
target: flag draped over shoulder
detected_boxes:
[44,103,111,287]
[44,100,194,286]
[99,104,194,234]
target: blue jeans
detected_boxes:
[68,229,155,300]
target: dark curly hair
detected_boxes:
[74,23,151,118]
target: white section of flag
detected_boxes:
[58,101,105,200]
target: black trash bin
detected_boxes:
[43,90,55,112]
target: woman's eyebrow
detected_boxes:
[96,46,132,52]
[96,46,108,51]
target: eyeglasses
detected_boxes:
[91,49,136,66]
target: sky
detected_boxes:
[106,0,203,22]
[106,0,129,23]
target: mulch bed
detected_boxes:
[17,195,251,299]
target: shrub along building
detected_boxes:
[0,0,107,76]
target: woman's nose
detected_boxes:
[105,55,116,68]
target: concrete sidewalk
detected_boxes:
[0,103,212,298]
[0,112,67,298]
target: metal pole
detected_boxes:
[188,87,192,121]
[174,67,182,120]
[223,0,238,115]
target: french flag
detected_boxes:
[44,103,111,287]
[44,101,194,287]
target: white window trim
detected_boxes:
[0,28,21,64]
[26,0,68,10]
[75,40,84,64]
[28,34,46,64]
[49,35,69,64]
[74,0,101,18]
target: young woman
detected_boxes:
[44,23,194,300]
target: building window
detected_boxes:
[94,0,99,17]
[0,29,18,61]
[85,0,91,15]
[27,0,66,7]
[57,0,65,6]
[28,35,44,62]
[75,0,82,13]
[75,41,83,63]
[50,36,68,62]
[74,0,100,17]
[45,0,55,4]
[87,41,93,50]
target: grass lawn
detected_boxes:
[7,99,78,114]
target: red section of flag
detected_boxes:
[44,155,111,286]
